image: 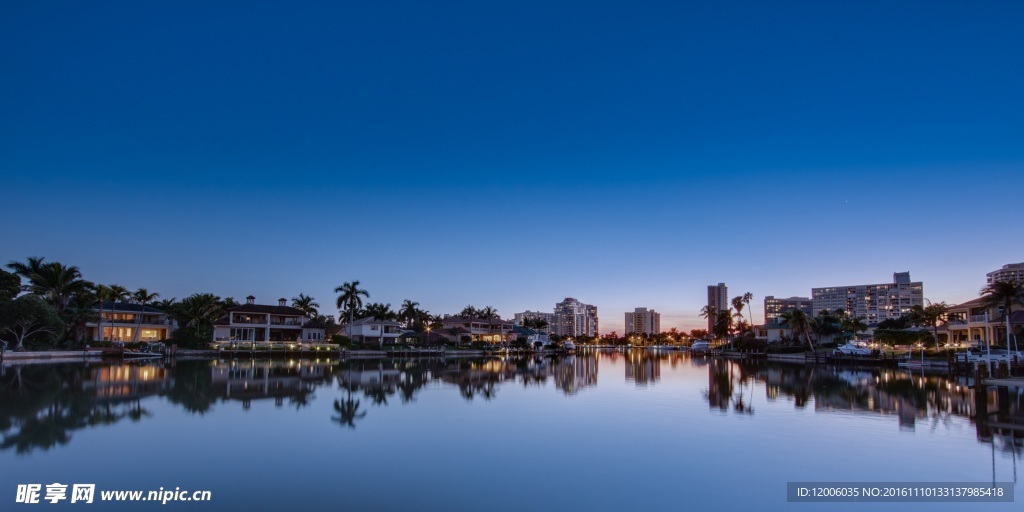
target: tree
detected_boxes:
[743,292,754,326]
[131,288,160,343]
[363,303,395,348]
[732,296,746,333]
[841,315,868,342]
[714,310,734,346]
[23,262,91,313]
[909,301,949,349]
[168,293,225,347]
[980,280,1024,351]
[689,329,709,339]
[291,294,320,318]
[335,281,369,337]
[6,256,46,283]
[479,306,499,319]
[0,296,64,350]
[459,305,480,318]
[0,269,20,301]
[63,293,98,343]
[399,299,420,328]
[780,308,816,353]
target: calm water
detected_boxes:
[2,349,1021,511]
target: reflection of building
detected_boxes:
[763,296,812,324]
[210,360,330,408]
[84,364,172,402]
[213,296,325,343]
[707,283,728,332]
[625,350,660,387]
[551,355,598,395]
[625,307,660,335]
[812,272,923,325]
[553,298,598,337]
[86,302,173,342]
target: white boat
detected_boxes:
[563,341,576,352]
[833,341,872,356]
[690,341,711,353]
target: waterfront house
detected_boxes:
[941,296,1023,348]
[754,322,793,343]
[346,316,403,345]
[213,296,326,343]
[441,315,515,343]
[86,302,174,341]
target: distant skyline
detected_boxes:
[3,2,1022,333]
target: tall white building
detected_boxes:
[987,262,1024,285]
[624,307,660,335]
[707,283,728,332]
[763,296,813,324]
[553,297,599,337]
[513,310,555,331]
[811,272,923,325]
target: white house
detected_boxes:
[346,317,403,345]
[86,302,174,342]
[213,296,325,344]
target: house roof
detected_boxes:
[227,304,307,316]
[443,316,511,324]
[950,296,990,309]
[95,301,165,314]
[351,316,402,326]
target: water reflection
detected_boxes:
[1,351,1021,459]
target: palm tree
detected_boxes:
[23,262,91,313]
[63,292,98,342]
[363,303,395,348]
[980,280,1024,353]
[291,294,320,318]
[743,292,754,326]
[131,288,160,343]
[6,256,46,285]
[700,305,717,333]
[780,308,816,353]
[399,299,420,328]
[731,296,746,333]
[841,315,868,342]
[459,305,479,318]
[909,300,949,349]
[93,284,111,342]
[479,306,499,319]
[104,285,130,341]
[169,293,225,345]
[715,310,734,347]
[335,281,369,337]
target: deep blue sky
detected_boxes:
[3,1,1022,332]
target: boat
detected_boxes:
[562,341,576,353]
[833,341,872,356]
[690,340,711,353]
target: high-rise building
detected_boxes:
[987,262,1024,285]
[553,297,599,337]
[513,310,556,332]
[763,296,813,324]
[811,272,923,325]
[706,283,728,332]
[624,307,661,335]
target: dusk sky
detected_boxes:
[3,1,1022,332]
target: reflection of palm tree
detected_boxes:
[332,376,367,429]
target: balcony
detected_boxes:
[969,314,988,323]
